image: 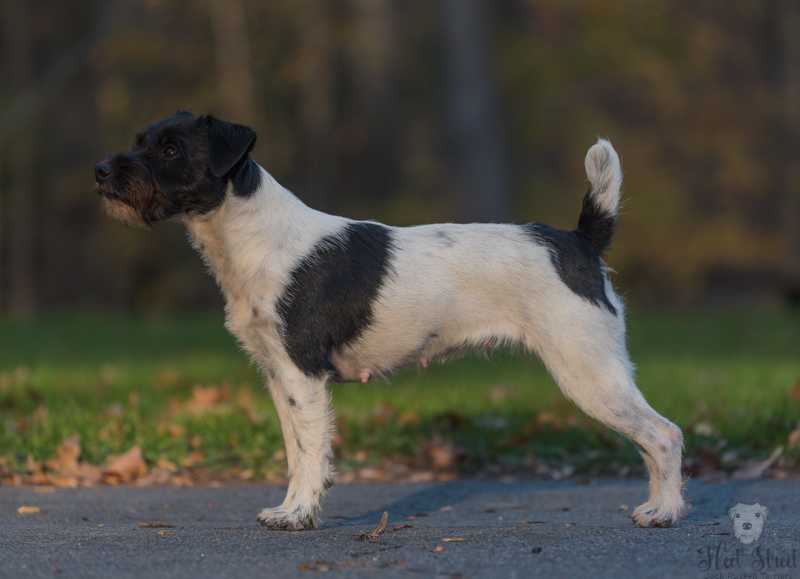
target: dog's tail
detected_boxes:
[578,139,622,255]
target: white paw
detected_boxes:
[257,505,318,530]
[631,499,685,528]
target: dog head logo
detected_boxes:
[729,503,768,544]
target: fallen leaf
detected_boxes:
[732,446,783,480]
[186,385,228,416]
[33,486,56,494]
[432,545,445,553]
[442,537,465,542]
[17,505,40,515]
[356,511,389,542]
[426,440,457,470]
[138,522,174,529]
[103,446,147,484]
[158,530,176,537]
[788,428,800,449]
[298,561,332,572]
[47,435,81,474]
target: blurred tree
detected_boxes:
[779,0,800,300]
[0,0,793,310]
[208,0,257,122]
[3,0,37,316]
[442,0,510,222]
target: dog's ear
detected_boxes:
[729,506,738,520]
[203,115,257,178]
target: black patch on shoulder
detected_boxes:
[523,223,616,315]
[276,222,396,377]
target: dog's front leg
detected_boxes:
[258,374,334,530]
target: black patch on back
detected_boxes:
[276,222,396,377]
[523,223,617,315]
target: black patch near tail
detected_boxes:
[523,223,617,315]
[577,188,616,255]
[276,222,396,377]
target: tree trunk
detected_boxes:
[348,0,396,201]
[3,0,37,316]
[782,0,800,301]
[208,0,257,122]
[295,0,335,207]
[441,0,510,222]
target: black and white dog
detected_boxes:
[95,112,685,530]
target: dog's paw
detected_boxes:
[631,500,684,528]
[257,506,318,531]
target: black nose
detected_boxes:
[743,522,752,530]
[95,162,113,183]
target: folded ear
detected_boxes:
[203,115,257,178]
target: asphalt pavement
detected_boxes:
[1,479,798,578]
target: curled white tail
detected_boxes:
[584,138,622,217]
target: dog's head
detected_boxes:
[94,111,257,227]
[729,502,768,544]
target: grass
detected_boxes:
[0,308,798,479]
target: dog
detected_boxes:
[95,111,686,530]
[730,503,768,544]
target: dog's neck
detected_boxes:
[183,164,345,302]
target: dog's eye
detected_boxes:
[162,144,179,159]
[755,512,761,518]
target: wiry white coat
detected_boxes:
[183,140,685,530]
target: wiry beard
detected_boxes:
[102,197,149,228]
[101,169,178,227]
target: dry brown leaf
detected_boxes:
[181,451,204,468]
[356,511,389,542]
[17,505,40,515]
[168,424,185,439]
[186,385,228,416]
[427,441,456,470]
[432,545,445,553]
[158,530,176,537]
[46,435,82,476]
[791,381,800,401]
[536,412,563,429]
[732,446,783,480]
[33,486,56,494]
[442,537,465,542]
[103,446,147,483]
[139,522,174,528]
[398,410,420,426]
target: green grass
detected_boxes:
[0,309,798,478]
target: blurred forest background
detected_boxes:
[1,0,799,315]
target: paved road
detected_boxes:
[1,479,798,578]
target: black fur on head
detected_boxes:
[94,111,260,227]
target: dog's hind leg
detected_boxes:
[258,373,335,530]
[528,302,686,527]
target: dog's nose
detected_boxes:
[742,522,752,530]
[95,162,113,183]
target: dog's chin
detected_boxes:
[101,197,149,229]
